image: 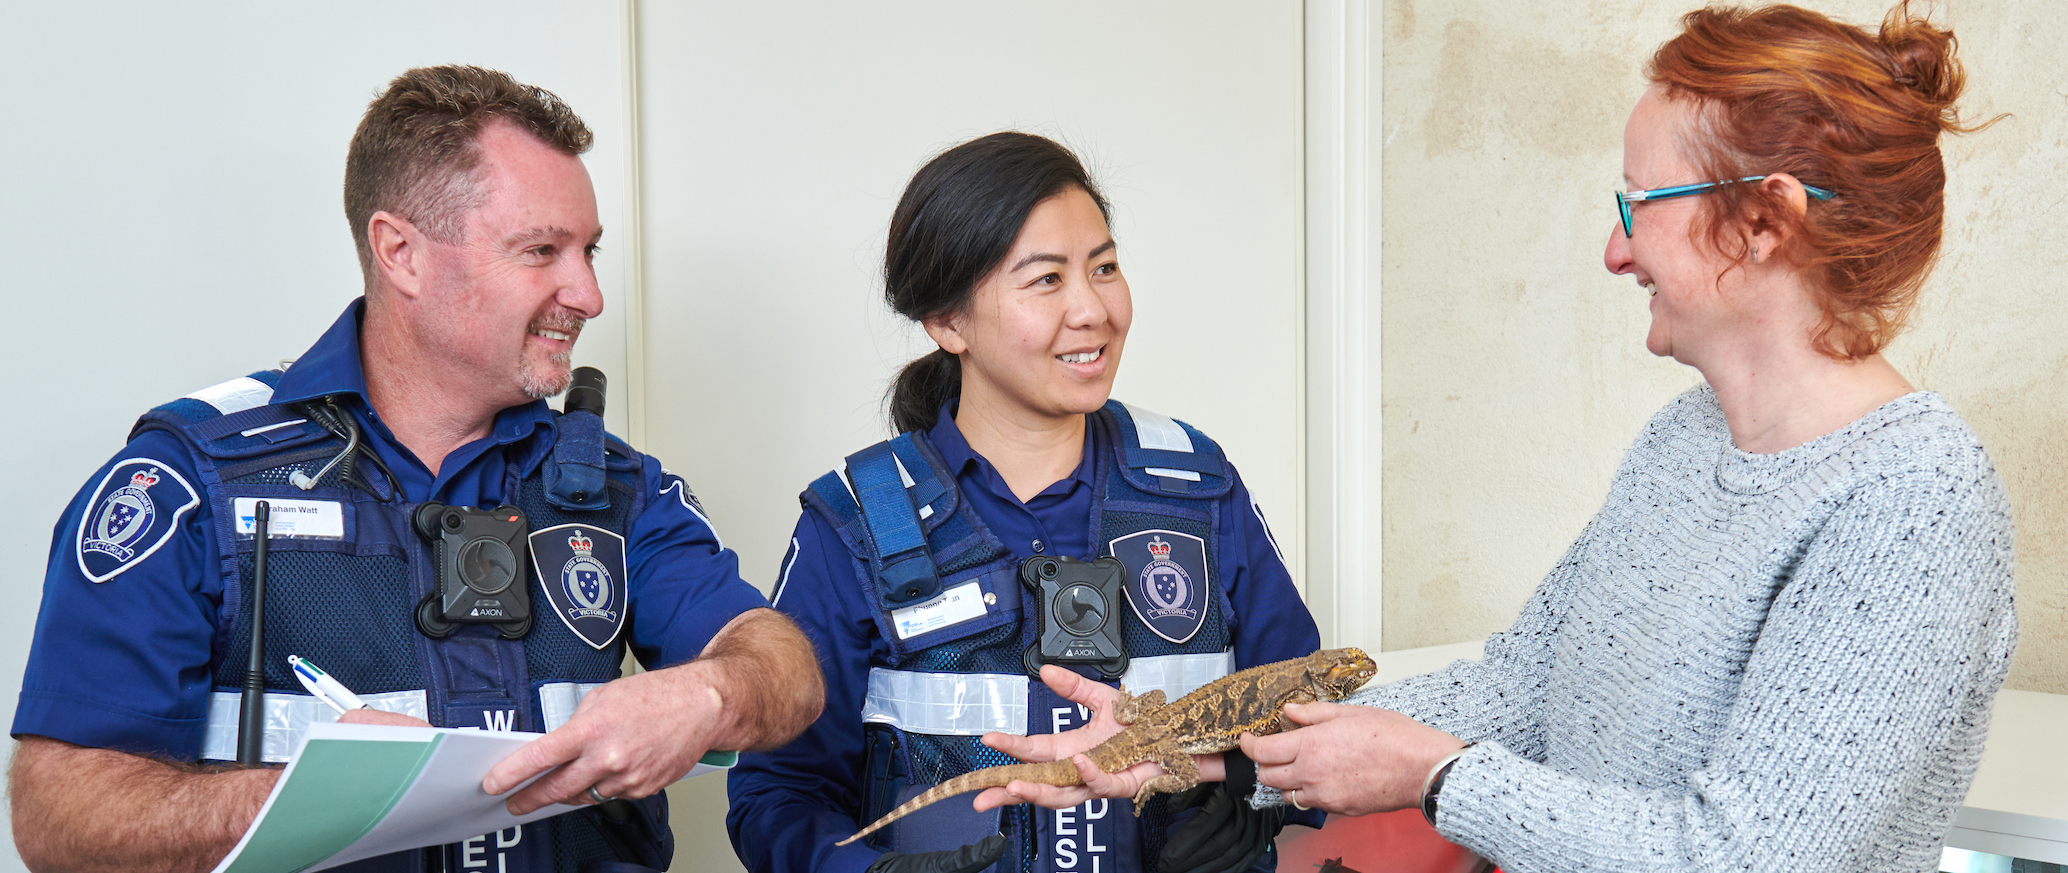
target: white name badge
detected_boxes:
[234,498,345,540]
[891,581,989,640]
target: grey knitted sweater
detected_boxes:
[1336,386,2018,872]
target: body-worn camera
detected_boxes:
[414,502,533,640]
[1021,555,1129,680]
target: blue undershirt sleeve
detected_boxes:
[1220,468,1322,668]
[624,458,773,669]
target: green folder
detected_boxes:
[219,735,440,873]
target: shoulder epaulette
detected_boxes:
[1102,400,1232,498]
[132,370,333,460]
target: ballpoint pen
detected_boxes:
[289,654,369,714]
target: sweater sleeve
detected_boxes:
[1430,465,2017,873]
[1344,518,1594,758]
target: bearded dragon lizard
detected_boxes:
[837,647,1377,846]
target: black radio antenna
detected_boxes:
[236,501,271,766]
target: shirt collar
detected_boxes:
[925,400,1099,497]
[271,298,374,407]
[272,298,558,453]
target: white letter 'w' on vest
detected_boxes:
[483,710,515,732]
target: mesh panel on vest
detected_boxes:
[903,620,1026,675]
[903,733,1018,786]
[1016,815,1038,873]
[545,813,620,871]
[1120,606,1227,660]
[178,394,667,873]
[226,458,328,486]
[1136,796,1176,870]
[925,516,1001,579]
[521,605,627,682]
[213,551,424,693]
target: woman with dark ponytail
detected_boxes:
[992,5,2016,872]
[881,132,1107,436]
[728,132,1323,873]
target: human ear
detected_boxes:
[367,211,426,298]
[1748,174,1811,264]
[922,312,971,356]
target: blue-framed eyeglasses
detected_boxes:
[1616,175,1837,237]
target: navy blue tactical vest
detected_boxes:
[134,370,671,873]
[804,401,1238,873]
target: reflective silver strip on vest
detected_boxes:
[1118,651,1235,702]
[1119,402,1201,482]
[184,376,275,415]
[858,652,1233,737]
[201,689,429,763]
[861,669,1029,737]
[538,681,609,732]
[239,419,306,438]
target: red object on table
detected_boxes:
[1274,808,1495,873]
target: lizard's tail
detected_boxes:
[835,759,1082,847]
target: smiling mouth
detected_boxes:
[1058,349,1102,364]
[528,310,586,345]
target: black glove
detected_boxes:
[1157,752,1284,873]
[865,834,1009,873]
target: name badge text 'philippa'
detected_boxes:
[890,581,989,640]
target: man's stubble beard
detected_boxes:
[520,349,575,400]
[519,309,586,400]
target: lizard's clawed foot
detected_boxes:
[1131,774,1194,814]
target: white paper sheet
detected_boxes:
[210,722,733,873]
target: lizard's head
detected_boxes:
[1306,647,1378,697]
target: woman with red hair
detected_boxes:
[979,4,2017,871]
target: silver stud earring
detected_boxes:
[1751,241,1760,265]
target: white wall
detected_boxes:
[631,3,1306,866]
[0,4,631,870]
[2,3,1307,872]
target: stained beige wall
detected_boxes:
[1379,0,2068,693]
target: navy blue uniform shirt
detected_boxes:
[731,403,1321,873]
[14,300,771,758]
